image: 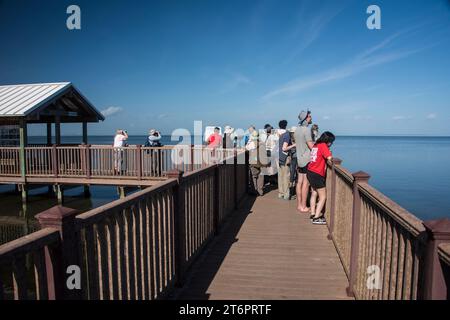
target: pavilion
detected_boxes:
[0,82,105,148]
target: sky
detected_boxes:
[0,0,450,136]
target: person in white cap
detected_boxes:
[223,125,235,148]
[294,110,314,213]
[146,129,162,147]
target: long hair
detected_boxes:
[315,131,335,145]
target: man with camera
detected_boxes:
[113,129,128,173]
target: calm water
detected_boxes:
[1,136,449,235]
[331,136,450,221]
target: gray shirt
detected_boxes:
[294,125,313,168]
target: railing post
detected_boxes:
[35,205,81,300]
[166,169,186,287]
[136,145,142,180]
[244,150,249,194]
[346,171,371,297]
[85,144,91,179]
[233,149,238,209]
[190,144,194,172]
[327,158,342,241]
[213,164,220,235]
[52,144,58,177]
[421,218,450,300]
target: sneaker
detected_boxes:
[312,217,327,225]
[310,214,315,220]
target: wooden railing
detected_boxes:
[0,229,61,299]
[0,151,248,300]
[0,147,20,176]
[325,159,450,300]
[0,145,239,180]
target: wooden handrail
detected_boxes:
[75,178,178,226]
[358,183,426,237]
[0,228,60,261]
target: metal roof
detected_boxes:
[0,82,104,120]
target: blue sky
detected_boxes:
[1,0,450,136]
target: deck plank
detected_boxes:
[179,190,352,300]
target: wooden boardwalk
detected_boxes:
[179,189,352,300]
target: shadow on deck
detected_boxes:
[178,189,352,300]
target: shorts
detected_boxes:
[307,170,326,189]
[297,164,309,174]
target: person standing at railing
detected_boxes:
[295,110,314,213]
[289,126,298,199]
[261,124,278,186]
[223,126,235,149]
[278,120,295,200]
[113,129,128,173]
[145,129,163,175]
[307,131,335,225]
[145,129,162,147]
[207,127,222,149]
[246,130,268,196]
[311,124,320,142]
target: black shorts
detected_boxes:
[307,170,326,189]
[297,164,309,174]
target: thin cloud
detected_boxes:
[392,115,413,121]
[284,2,346,63]
[262,28,437,100]
[354,115,373,121]
[426,113,437,119]
[220,73,252,94]
[101,106,123,117]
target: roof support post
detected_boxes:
[82,122,88,144]
[19,119,27,179]
[46,122,52,146]
[55,116,61,145]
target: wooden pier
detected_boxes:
[1,150,450,300]
[178,190,351,300]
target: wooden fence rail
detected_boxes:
[325,159,450,300]
[0,151,248,300]
[0,147,20,176]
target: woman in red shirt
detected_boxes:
[307,131,335,225]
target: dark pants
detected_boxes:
[290,156,298,184]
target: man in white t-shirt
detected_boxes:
[113,129,128,172]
